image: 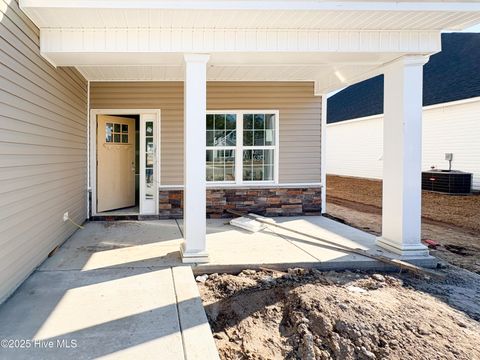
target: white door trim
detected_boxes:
[89,109,161,216]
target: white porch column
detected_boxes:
[320,94,327,214]
[376,55,429,257]
[181,53,210,263]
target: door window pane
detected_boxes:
[146,122,153,136]
[146,137,153,151]
[105,123,113,142]
[145,169,154,199]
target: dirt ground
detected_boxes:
[199,267,480,360]
[199,175,480,359]
[326,175,480,273]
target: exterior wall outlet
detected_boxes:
[63,212,69,222]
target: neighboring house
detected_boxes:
[1,0,480,303]
[327,33,480,190]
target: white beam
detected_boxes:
[181,53,210,263]
[40,28,441,59]
[376,55,429,257]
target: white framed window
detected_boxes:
[206,110,279,185]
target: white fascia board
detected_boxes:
[20,1,480,12]
[41,28,441,58]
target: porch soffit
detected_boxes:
[19,2,480,30]
[20,1,480,92]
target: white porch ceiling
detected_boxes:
[19,0,480,93]
[20,1,480,30]
[75,52,399,93]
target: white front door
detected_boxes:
[91,110,160,216]
[97,115,136,212]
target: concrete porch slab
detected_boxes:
[39,220,183,271]
[189,216,436,274]
[0,220,219,360]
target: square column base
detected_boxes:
[376,236,429,257]
[180,243,209,264]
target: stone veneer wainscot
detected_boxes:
[158,187,322,219]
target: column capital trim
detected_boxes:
[184,53,210,63]
[383,54,430,72]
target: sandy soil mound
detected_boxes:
[199,269,480,360]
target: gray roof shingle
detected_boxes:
[327,33,480,124]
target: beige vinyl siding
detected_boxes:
[0,1,87,303]
[90,81,321,185]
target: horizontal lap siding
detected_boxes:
[326,99,480,190]
[326,117,384,179]
[422,100,480,189]
[208,82,322,183]
[90,81,321,185]
[0,1,87,303]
